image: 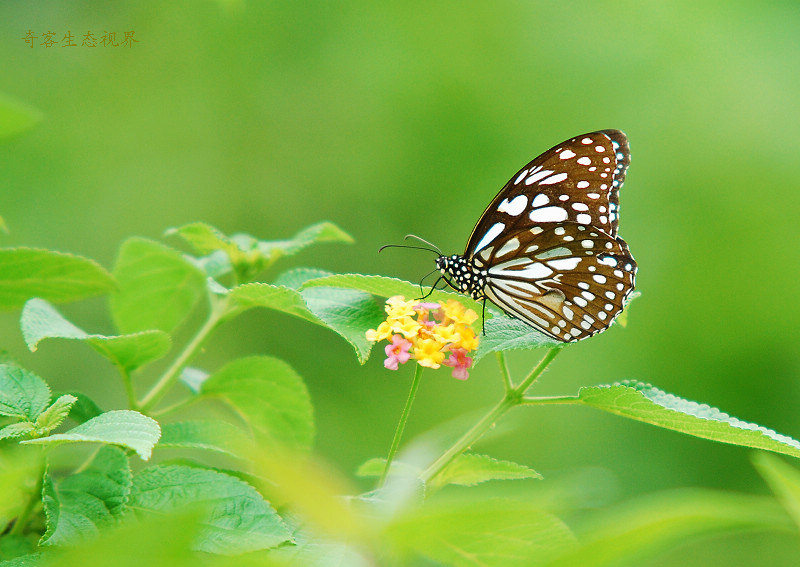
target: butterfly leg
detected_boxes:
[417,276,444,300]
[481,297,487,335]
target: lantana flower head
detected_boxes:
[366,296,480,380]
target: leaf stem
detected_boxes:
[420,346,562,484]
[380,364,424,487]
[495,351,513,392]
[140,296,227,412]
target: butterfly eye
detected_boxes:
[438,129,636,342]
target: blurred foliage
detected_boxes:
[1,1,799,565]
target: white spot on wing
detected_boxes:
[531,194,549,207]
[547,257,581,271]
[530,206,568,223]
[577,157,591,166]
[489,261,553,279]
[498,194,528,216]
[536,246,571,260]
[559,149,576,159]
[539,172,568,185]
[474,222,505,253]
[576,213,592,224]
[525,169,554,185]
[495,237,521,258]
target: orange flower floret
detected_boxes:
[365,296,480,379]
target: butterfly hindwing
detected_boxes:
[464,130,630,260]
[475,223,636,342]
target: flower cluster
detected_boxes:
[366,296,480,380]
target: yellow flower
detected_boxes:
[453,323,480,352]
[414,338,446,369]
[432,322,458,344]
[365,321,393,342]
[385,295,416,319]
[390,315,422,339]
[442,299,478,326]
[365,296,480,378]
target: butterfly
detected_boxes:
[435,130,637,342]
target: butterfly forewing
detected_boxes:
[475,223,636,342]
[465,130,630,260]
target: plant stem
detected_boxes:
[420,346,562,484]
[419,394,514,484]
[119,367,138,411]
[520,395,581,405]
[495,351,513,392]
[379,364,424,487]
[140,297,227,412]
[514,346,563,395]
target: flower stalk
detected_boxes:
[380,364,424,487]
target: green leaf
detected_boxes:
[23,410,161,461]
[227,282,320,324]
[0,553,41,567]
[166,222,240,258]
[752,452,800,531]
[272,267,333,289]
[578,381,800,458]
[257,221,353,261]
[21,298,171,372]
[0,422,35,441]
[0,248,114,312]
[59,392,103,424]
[0,364,51,420]
[0,533,36,561]
[542,489,790,567]
[356,457,421,479]
[110,238,206,334]
[200,356,314,451]
[388,497,576,567]
[474,313,561,362]
[41,446,132,546]
[130,464,291,554]
[356,453,541,487]
[301,273,483,313]
[0,93,42,139]
[169,221,353,281]
[227,281,382,364]
[158,420,254,459]
[0,447,43,530]
[33,395,77,435]
[432,452,542,487]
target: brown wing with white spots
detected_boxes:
[473,222,637,342]
[464,130,630,260]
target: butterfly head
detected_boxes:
[436,254,486,300]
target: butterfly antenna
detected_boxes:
[378,243,441,255]
[404,234,443,256]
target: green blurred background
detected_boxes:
[2,2,800,564]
